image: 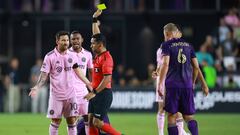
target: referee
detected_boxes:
[84,9,122,135]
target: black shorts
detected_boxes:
[88,88,113,120]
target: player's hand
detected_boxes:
[158,89,164,97]
[84,92,96,101]
[28,86,39,98]
[93,9,102,18]
[157,85,164,97]
[152,71,158,79]
[202,84,209,96]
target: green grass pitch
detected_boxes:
[0,113,240,135]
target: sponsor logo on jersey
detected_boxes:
[56,66,63,73]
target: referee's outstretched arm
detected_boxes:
[92,9,102,35]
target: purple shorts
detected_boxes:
[164,88,195,115]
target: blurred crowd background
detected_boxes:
[0,0,240,113]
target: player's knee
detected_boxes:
[66,116,77,125]
[167,113,177,124]
[158,107,165,114]
[176,112,183,119]
[93,118,104,129]
[183,115,194,122]
[52,118,62,125]
[158,102,165,114]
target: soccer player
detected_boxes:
[84,9,122,135]
[29,31,92,135]
[152,29,190,135]
[157,23,209,135]
[69,31,110,135]
[70,31,93,135]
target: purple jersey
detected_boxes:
[161,38,196,89]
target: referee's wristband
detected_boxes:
[93,17,98,23]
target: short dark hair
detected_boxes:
[92,33,106,47]
[55,31,69,40]
[71,30,81,35]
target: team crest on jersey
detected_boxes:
[56,66,63,73]
[68,58,73,63]
[49,110,54,115]
[94,68,100,73]
[82,57,86,62]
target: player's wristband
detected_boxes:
[72,63,79,69]
[93,17,98,23]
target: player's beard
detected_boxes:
[59,43,69,52]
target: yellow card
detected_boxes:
[97,3,107,10]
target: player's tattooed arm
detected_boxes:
[35,72,48,88]
[92,9,102,35]
[29,72,48,97]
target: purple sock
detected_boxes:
[77,115,110,135]
[187,120,198,135]
[168,126,178,135]
[77,119,85,135]
[103,115,110,124]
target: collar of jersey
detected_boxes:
[54,47,69,56]
[97,51,108,57]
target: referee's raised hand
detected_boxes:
[93,9,102,18]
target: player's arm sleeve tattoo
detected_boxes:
[36,72,48,88]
